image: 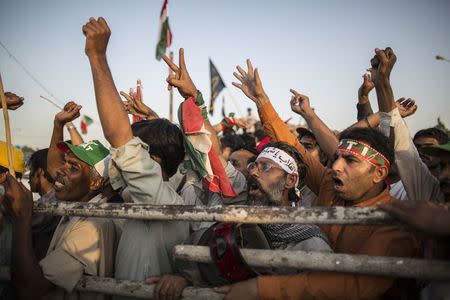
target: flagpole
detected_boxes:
[224,87,245,118]
[0,72,16,178]
[169,51,174,122]
[40,95,63,110]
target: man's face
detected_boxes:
[53,152,93,201]
[438,157,450,202]
[331,152,379,202]
[229,150,256,178]
[414,137,440,171]
[247,157,287,206]
[28,166,40,193]
[300,135,322,162]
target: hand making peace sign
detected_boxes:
[162,48,197,99]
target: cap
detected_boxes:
[296,127,315,139]
[421,142,450,157]
[57,140,110,178]
[0,141,25,173]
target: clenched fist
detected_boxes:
[82,17,111,58]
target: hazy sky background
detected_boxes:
[1,0,449,149]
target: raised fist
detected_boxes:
[82,17,111,58]
[1,92,24,110]
[55,101,82,125]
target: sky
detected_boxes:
[0,0,449,149]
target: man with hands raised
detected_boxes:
[216,58,419,299]
[83,17,192,300]
[1,94,116,300]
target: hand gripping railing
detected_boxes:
[1,202,449,299]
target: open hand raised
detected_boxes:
[232,59,267,104]
[396,97,417,118]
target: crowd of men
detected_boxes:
[0,17,450,300]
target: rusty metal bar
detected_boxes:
[33,202,396,225]
[0,267,223,299]
[173,245,450,280]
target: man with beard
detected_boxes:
[0,137,115,300]
[246,141,331,256]
[216,55,419,299]
[413,128,449,177]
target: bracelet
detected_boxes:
[67,125,76,130]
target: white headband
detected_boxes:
[257,147,298,175]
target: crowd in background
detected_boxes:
[0,17,450,300]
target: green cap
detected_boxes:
[57,140,110,177]
[421,142,450,157]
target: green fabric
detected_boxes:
[58,140,109,167]
[177,101,209,178]
[422,141,450,156]
[194,91,208,121]
[83,115,93,126]
[156,18,171,60]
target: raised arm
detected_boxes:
[356,73,375,121]
[1,92,24,110]
[121,91,160,120]
[290,89,338,161]
[65,121,84,145]
[161,48,224,159]
[47,101,81,178]
[370,48,397,113]
[83,17,132,148]
[232,60,327,194]
[371,47,440,202]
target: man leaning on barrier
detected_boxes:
[83,17,190,297]
[215,56,420,299]
[0,139,116,300]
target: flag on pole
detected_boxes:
[80,115,93,134]
[178,94,237,197]
[132,79,144,123]
[208,59,226,116]
[156,0,172,60]
[221,96,226,118]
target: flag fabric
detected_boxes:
[178,93,237,197]
[208,59,226,116]
[221,96,226,118]
[155,0,172,60]
[80,115,93,134]
[132,79,144,123]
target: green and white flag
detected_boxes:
[155,0,172,60]
[80,115,93,134]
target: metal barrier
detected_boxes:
[0,266,222,300]
[1,202,447,299]
[33,201,396,225]
[173,245,450,280]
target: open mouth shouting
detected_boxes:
[247,176,264,198]
[332,174,344,192]
[53,174,67,191]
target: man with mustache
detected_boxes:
[246,141,332,257]
[0,136,116,300]
[413,128,449,178]
[216,54,419,299]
